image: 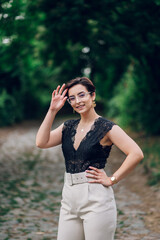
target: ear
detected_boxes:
[91,91,96,100]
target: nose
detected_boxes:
[75,95,81,103]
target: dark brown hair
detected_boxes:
[65,77,96,97]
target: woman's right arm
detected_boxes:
[36,84,68,149]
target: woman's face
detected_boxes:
[68,84,95,114]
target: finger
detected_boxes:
[86,170,98,175]
[86,173,101,179]
[59,83,66,95]
[88,166,100,173]
[62,96,68,104]
[52,90,55,97]
[86,174,95,179]
[88,179,101,183]
[62,88,68,97]
[56,85,60,95]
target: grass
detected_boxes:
[0,207,11,216]
[0,152,62,238]
[139,136,160,186]
[117,209,124,215]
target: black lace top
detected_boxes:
[62,116,116,174]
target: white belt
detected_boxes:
[64,169,104,186]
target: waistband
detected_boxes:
[64,169,105,186]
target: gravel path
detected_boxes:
[0,119,159,240]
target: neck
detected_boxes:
[79,108,100,124]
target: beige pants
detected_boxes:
[57,169,117,240]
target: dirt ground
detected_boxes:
[109,146,160,239]
[0,119,160,240]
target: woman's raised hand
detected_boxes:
[49,84,68,112]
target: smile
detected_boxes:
[76,105,85,109]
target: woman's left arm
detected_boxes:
[107,125,144,183]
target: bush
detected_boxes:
[108,64,140,130]
[107,63,160,135]
[0,89,23,126]
[142,139,160,186]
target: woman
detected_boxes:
[36,77,144,240]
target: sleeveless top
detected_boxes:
[61,116,116,174]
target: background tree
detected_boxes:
[0,0,160,134]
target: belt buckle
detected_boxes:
[72,173,87,184]
[66,172,88,185]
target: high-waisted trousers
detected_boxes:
[57,169,117,240]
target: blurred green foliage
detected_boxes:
[0,0,160,134]
[142,138,160,185]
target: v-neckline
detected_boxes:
[72,116,102,152]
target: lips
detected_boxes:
[76,105,85,109]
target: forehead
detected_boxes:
[68,84,88,96]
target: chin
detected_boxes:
[74,108,84,113]
[75,109,85,114]
[75,108,90,114]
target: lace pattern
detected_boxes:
[62,117,116,173]
[71,117,102,151]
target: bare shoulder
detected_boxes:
[107,125,143,156]
[107,124,130,137]
[107,124,135,144]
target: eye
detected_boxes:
[69,96,75,101]
[78,92,86,98]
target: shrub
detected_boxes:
[0,89,22,126]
